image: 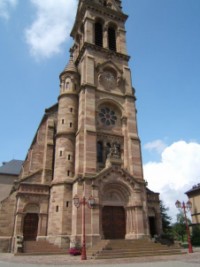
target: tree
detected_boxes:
[172,211,191,242]
[173,212,186,241]
[160,200,172,233]
[191,225,200,246]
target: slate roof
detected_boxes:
[186,183,200,195]
[63,55,77,73]
[0,160,23,175]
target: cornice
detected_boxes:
[75,42,130,65]
[58,92,78,101]
[55,132,76,138]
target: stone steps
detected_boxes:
[22,240,67,255]
[87,239,184,259]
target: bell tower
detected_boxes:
[69,0,149,245]
[48,0,151,248]
[71,0,143,178]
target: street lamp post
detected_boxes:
[175,200,193,253]
[73,195,95,260]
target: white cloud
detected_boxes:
[144,139,167,154]
[0,0,17,20]
[25,0,77,59]
[144,140,200,222]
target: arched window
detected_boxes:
[97,141,103,162]
[108,26,116,51]
[65,77,71,90]
[95,22,103,47]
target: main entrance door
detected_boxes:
[102,206,125,239]
[23,213,39,241]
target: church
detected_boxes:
[0,0,162,253]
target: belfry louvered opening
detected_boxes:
[95,22,103,47]
[108,26,116,51]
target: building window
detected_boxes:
[59,150,63,157]
[99,107,117,126]
[67,170,70,176]
[97,141,103,163]
[108,26,116,51]
[56,206,59,212]
[95,22,103,47]
[68,154,71,160]
[70,122,73,128]
[62,119,65,124]
[66,82,69,89]
[70,108,73,113]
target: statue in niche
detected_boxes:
[107,142,121,159]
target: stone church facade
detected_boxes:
[0,0,162,252]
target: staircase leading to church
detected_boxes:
[87,239,184,259]
[22,240,66,255]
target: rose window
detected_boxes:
[99,108,117,126]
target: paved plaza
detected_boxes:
[0,248,200,267]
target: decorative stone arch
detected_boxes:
[94,17,105,47]
[97,61,124,91]
[99,181,131,239]
[23,203,40,213]
[93,166,148,239]
[97,60,123,76]
[97,98,124,116]
[101,181,130,206]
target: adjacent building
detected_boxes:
[186,183,200,226]
[0,160,23,202]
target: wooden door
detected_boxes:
[102,206,125,239]
[23,213,39,241]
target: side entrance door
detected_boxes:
[102,206,126,239]
[23,213,39,241]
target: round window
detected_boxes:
[99,108,117,126]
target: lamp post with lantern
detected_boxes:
[73,194,95,260]
[175,200,193,253]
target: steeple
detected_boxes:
[61,51,77,75]
[70,0,129,65]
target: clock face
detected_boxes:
[99,71,116,90]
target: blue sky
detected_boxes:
[0,0,200,220]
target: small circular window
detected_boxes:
[99,108,117,126]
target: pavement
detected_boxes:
[0,248,200,267]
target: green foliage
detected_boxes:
[191,225,200,246]
[155,233,174,245]
[160,200,172,233]
[172,211,191,242]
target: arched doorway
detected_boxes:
[23,213,39,241]
[149,216,156,237]
[102,206,126,239]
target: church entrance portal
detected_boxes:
[102,206,125,239]
[23,213,39,241]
